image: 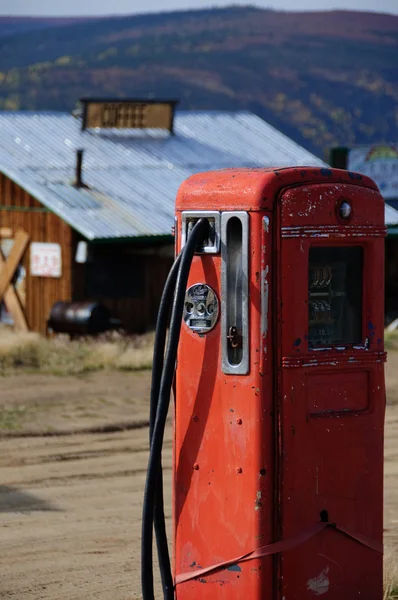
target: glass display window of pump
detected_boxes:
[308,247,363,348]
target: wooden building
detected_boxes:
[0,174,72,333]
[0,171,173,334]
[0,98,328,334]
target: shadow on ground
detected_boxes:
[0,486,60,513]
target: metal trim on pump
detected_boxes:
[181,211,221,254]
[221,211,249,374]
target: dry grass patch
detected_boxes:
[0,328,154,375]
[385,331,398,352]
[0,405,27,430]
[384,552,398,599]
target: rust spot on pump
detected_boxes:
[255,491,263,511]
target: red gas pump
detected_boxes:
[142,167,386,599]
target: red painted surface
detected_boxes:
[173,167,386,599]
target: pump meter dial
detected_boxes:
[183,284,219,333]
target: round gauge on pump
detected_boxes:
[183,284,219,334]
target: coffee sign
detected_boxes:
[82,100,175,131]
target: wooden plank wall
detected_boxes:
[0,173,73,334]
[72,233,173,333]
[101,254,173,333]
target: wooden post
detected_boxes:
[0,228,29,331]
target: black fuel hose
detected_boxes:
[149,252,182,597]
[141,218,209,600]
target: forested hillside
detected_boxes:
[0,6,397,157]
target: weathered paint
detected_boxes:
[173,167,386,599]
[307,567,330,596]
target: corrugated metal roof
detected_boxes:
[385,204,398,226]
[0,110,394,239]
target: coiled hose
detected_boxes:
[141,218,209,600]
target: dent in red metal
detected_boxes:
[173,167,386,599]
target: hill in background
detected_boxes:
[0,6,397,158]
[0,16,98,37]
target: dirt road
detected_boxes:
[0,358,397,599]
[0,427,171,599]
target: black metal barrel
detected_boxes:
[48,301,117,335]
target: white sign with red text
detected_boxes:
[30,243,62,278]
